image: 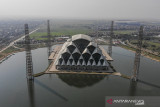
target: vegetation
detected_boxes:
[30,29,92,40]
[2,47,21,54]
[30,44,47,49]
[15,44,47,50]
[119,44,160,61]
[30,23,93,40]
[130,40,160,52]
[0,44,48,61]
[0,53,4,59]
[119,44,136,51]
[0,47,21,60]
[33,71,45,77]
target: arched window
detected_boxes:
[82,53,91,64]
[72,52,81,64]
[62,52,71,63]
[67,45,76,53]
[87,45,96,54]
[73,39,90,53]
[92,53,101,64]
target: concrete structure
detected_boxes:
[54,34,110,71]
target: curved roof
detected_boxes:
[54,34,109,69]
[72,34,92,42]
[87,42,97,47]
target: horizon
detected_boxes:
[0,0,160,21]
[0,16,160,23]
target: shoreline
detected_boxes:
[0,43,48,62]
[1,44,160,63]
[0,49,25,63]
[119,45,160,62]
[0,42,65,62]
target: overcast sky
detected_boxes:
[0,0,160,20]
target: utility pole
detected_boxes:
[25,24,34,80]
[108,21,114,56]
[132,26,143,81]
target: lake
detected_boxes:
[0,45,160,107]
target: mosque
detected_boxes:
[53,34,112,71]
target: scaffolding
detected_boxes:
[47,20,52,57]
[108,21,114,56]
[25,24,34,80]
[132,26,143,81]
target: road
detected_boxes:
[0,28,39,53]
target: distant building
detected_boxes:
[55,36,70,42]
[54,34,109,71]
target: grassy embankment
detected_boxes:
[0,44,47,61]
[130,40,160,52]
[0,46,22,61]
[119,44,160,61]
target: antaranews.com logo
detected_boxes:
[105,96,160,107]
[106,98,144,105]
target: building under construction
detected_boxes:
[48,34,113,72]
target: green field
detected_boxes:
[30,19,137,40]
[31,29,137,40]
[30,29,92,40]
[2,47,20,54]
[30,23,93,40]
[0,46,21,59]
[130,40,160,52]
[120,44,160,61]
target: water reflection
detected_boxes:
[129,79,160,96]
[129,81,137,96]
[34,79,68,101]
[138,79,160,89]
[57,74,106,88]
[27,80,35,107]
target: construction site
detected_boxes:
[22,20,145,82]
[1,20,160,107]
